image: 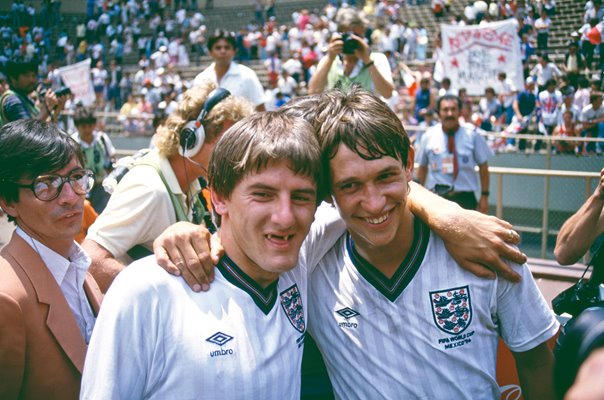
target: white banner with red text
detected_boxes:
[440,19,523,96]
[57,59,95,106]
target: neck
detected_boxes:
[351,210,415,279]
[214,62,230,80]
[19,223,73,259]
[169,154,205,192]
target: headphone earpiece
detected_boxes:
[179,120,205,158]
[179,87,231,158]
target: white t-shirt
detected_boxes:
[308,218,559,399]
[193,62,265,107]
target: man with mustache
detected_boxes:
[417,94,493,213]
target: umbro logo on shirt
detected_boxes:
[336,307,360,329]
[206,332,235,357]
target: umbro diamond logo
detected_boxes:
[336,307,360,319]
[206,332,235,358]
[206,332,233,346]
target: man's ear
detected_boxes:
[210,189,227,217]
[0,198,18,220]
[405,147,415,181]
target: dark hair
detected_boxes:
[590,92,603,104]
[208,29,236,51]
[442,77,451,85]
[0,120,84,204]
[317,88,410,193]
[485,87,496,95]
[3,59,38,79]
[73,106,97,126]
[578,76,589,89]
[546,78,557,88]
[209,112,323,201]
[436,94,462,113]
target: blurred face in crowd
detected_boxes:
[210,38,236,67]
[439,98,461,133]
[10,71,38,95]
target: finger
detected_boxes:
[189,237,214,289]
[210,234,224,266]
[180,263,204,293]
[457,260,496,280]
[498,242,527,266]
[154,246,181,276]
[484,251,522,282]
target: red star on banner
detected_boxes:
[451,58,459,68]
[498,54,506,63]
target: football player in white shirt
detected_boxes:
[152,92,546,399]
[306,88,558,399]
[81,112,344,399]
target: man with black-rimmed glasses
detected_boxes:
[0,119,103,400]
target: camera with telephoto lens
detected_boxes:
[339,32,360,54]
[39,86,72,98]
[552,242,604,399]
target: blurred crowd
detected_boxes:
[0,0,602,154]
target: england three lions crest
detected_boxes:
[430,286,472,335]
[280,284,305,333]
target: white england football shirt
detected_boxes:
[81,203,345,400]
[308,217,559,399]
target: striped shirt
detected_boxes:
[308,217,559,399]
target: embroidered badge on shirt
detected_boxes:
[430,286,472,335]
[280,284,305,334]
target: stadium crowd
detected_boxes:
[1,0,602,155]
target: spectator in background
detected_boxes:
[538,78,563,150]
[417,95,492,213]
[106,59,123,112]
[71,107,116,213]
[553,109,579,154]
[534,9,551,51]
[563,42,586,88]
[496,72,518,124]
[1,59,66,125]
[478,86,501,131]
[574,76,591,111]
[530,54,562,92]
[458,87,474,123]
[579,92,604,154]
[511,77,538,151]
[519,33,535,78]
[91,60,107,109]
[193,29,265,111]
[414,77,435,122]
[438,77,454,97]
[308,8,394,99]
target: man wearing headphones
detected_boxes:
[82,81,252,292]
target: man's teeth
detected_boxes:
[267,234,292,240]
[366,212,389,225]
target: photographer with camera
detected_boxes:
[555,167,604,265]
[550,168,604,399]
[0,59,68,126]
[308,8,394,99]
[71,106,116,213]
